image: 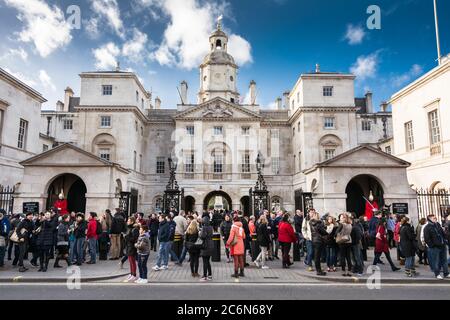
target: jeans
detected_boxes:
[137,254,148,279]
[88,238,97,263]
[178,246,188,264]
[69,239,76,263]
[202,256,212,277]
[189,251,200,274]
[373,251,398,271]
[255,246,268,266]
[17,242,28,267]
[169,241,179,262]
[339,244,352,272]
[313,242,324,273]
[305,240,314,266]
[110,234,121,259]
[326,246,336,268]
[351,243,364,274]
[38,246,52,269]
[156,241,171,267]
[405,256,415,270]
[150,235,157,251]
[428,247,449,277]
[280,242,292,267]
[74,238,85,265]
[0,246,5,266]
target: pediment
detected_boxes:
[21,143,112,167]
[318,146,410,168]
[175,97,261,120]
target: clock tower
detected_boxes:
[198,19,239,104]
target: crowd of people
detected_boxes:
[0,206,449,283]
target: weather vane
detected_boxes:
[217,15,223,30]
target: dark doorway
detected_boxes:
[185,196,196,213]
[345,175,384,217]
[204,191,232,211]
[47,174,87,213]
[240,196,250,216]
[130,189,138,215]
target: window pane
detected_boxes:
[157,157,165,174]
[323,86,333,97]
[102,85,112,95]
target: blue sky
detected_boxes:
[0,0,449,111]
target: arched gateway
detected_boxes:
[204,191,232,211]
[345,174,384,217]
[47,173,87,213]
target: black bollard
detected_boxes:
[251,234,261,262]
[212,233,221,262]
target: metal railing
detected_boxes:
[0,185,15,214]
[416,188,450,223]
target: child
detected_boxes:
[135,225,150,284]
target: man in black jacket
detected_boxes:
[15,212,34,272]
[351,216,364,275]
[153,214,170,271]
[423,214,449,279]
[109,211,126,260]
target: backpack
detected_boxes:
[96,220,103,235]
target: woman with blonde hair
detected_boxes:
[254,215,270,269]
[336,213,353,276]
[185,219,201,277]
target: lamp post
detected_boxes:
[163,157,182,214]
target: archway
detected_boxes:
[345,174,384,217]
[47,174,87,213]
[240,196,250,216]
[185,196,196,213]
[204,191,232,211]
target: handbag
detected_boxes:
[9,229,20,243]
[0,236,5,247]
[336,225,351,244]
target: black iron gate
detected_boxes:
[250,154,269,218]
[0,186,15,214]
[119,191,131,219]
[295,189,314,213]
[417,188,450,223]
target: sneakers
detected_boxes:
[316,271,327,276]
[207,276,213,281]
[261,265,270,269]
[152,266,160,271]
[124,275,136,282]
[200,277,208,282]
[118,261,124,269]
[254,261,260,268]
[135,278,148,284]
[307,266,314,272]
[161,265,168,270]
[445,274,450,279]
[436,275,444,280]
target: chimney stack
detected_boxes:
[276,97,282,110]
[365,91,373,114]
[249,80,257,105]
[283,91,290,109]
[64,87,74,112]
[315,63,321,73]
[155,97,161,110]
[180,81,188,105]
[380,101,388,112]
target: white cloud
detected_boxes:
[3,67,37,87]
[90,0,125,38]
[122,28,149,63]
[39,70,56,91]
[93,42,121,70]
[0,47,28,62]
[4,0,72,57]
[350,53,379,80]
[84,17,101,39]
[391,64,423,87]
[344,24,366,45]
[148,0,252,70]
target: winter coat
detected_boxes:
[56,222,70,245]
[375,224,390,253]
[200,218,214,257]
[148,218,159,237]
[173,215,188,236]
[86,219,99,240]
[220,220,232,241]
[368,217,380,238]
[35,219,56,248]
[336,223,353,245]
[124,225,140,256]
[394,222,401,243]
[272,216,282,239]
[351,222,364,246]
[226,221,246,256]
[158,220,170,242]
[249,221,256,235]
[16,218,34,242]
[74,220,87,239]
[110,214,126,235]
[168,220,177,241]
[301,217,312,241]
[241,218,251,250]
[400,223,416,257]
[294,215,303,233]
[423,222,446,249]
[415,224,426,251]
[325,225,338,247]
[135,234,150,255]
[0,217,11,239]
[309,219,328,245]
[256,223,270,247]
[185,231,200,254]
[278,221,297,244]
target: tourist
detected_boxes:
[0,210,11,267]
[278,213,297,269]
[185,219,201,277]
[54,214,71,268]
[167,214,179,263]
[199,216,214,281]
[73,213,87,266]
[351,214,364,276]
[400,216,419,277]
[416,218,428,265]
[212,210,223,233]
[309,211,328,276]
[254,215,270,269]
[325,216,338,272]
[86,212,99,264]
[360,216,369,261]
[387,213,396,248]
[153,214,170,271]
[302,209,314,271]
[35,212,57,272]
[148,213,159,252]
[373,217,401,272]
[368,211,382,247]
[394,215,404,264]
[135,225,150,284]
[174,211,188,265]
[423,214,449,280]
[336,213,353,277]
[8,214,20,262]
[98,211,111,261]
[136,212,147,227]
[273,211,283,259]
[110,209,126,260]
[13,212,33,272]
[220,214,232,263]
[124,216,140,283]
[227,216,246,278]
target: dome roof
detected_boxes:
[209,29,227,39]
[202,50,235,65]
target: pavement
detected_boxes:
[0,247,446,284]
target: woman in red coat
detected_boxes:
[373,218,400,272]
[226,216,246,278]
[278,214,297,268]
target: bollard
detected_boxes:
[251,234,261,262]
[212,233,221,262]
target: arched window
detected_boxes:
[271,196,282,212]
[319,134,342,162]
[154,196,163,213]
[216,39,222,49]
[92,133,116,162]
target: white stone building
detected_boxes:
[0,68,46,188]
[9,24,418,222]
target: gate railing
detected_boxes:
[0,186,15,214]
[416,188,450,223]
